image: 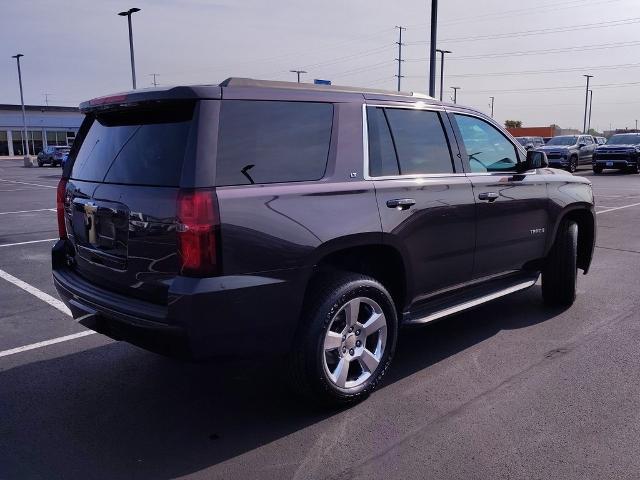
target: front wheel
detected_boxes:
[627,163,639,174]
[288,273,398,407]
[567,156,578,173]
[542,220,578,307]
[593,165,603,174]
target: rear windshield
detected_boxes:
[607,134,640,145]
[546,136,577,146]
[70,102,194,186]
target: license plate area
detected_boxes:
[606,161,614,167]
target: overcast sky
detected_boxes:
[1,0,639,131]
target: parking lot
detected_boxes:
[0,159,639,479]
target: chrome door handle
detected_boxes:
[478,192,499,202]
[386,198,416,210]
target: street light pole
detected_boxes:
[451,86,460,104]
[489,96,495,118]
[289,70,307,83]
[587,90,593,133]
[436,49,451,101]
[428,0,438,97]
[118,8,141,89]
[12,54,30,160]
[583,74,593,134]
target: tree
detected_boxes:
[505,120,523,128]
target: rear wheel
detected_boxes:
[37,160,43,167]
[567,156,578,173]
[542,220,578,307]
[289,273,398,407]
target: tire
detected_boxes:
[288,272,398,407]
[593,165,603,174]
[542,220,578,307]
[627,163,639,174]
[567,156,578,173]
[37,160,43,167]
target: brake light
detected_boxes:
[89,94,128,106]
[56,177,68,239]
[176,189,220,277]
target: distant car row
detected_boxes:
[36,146,70,167]
[516,134,640,174]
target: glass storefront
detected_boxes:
[10,130,45,155]
[0,131,9,156]
[46,131,70,147]
[11,130,27,156]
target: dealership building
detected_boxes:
[0,104,84,157]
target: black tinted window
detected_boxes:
[367,107,399,177]
[216,101,333,186]
[454,114,518,172]
[384,109,454,174]
[71,102,194,186]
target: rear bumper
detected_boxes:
[52,240,308,359]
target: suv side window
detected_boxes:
[453,114,519,173]
[367,107,400,177]
[216,100,333,186]
[367,107,455,176]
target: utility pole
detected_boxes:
[587,90,593,133]
[451,86,460,104]
[43,93,51,106]
[436,49,451,101]
[118,8,141,89]
[149,73,159,87]
[583,74,593,134]
[395,26,406,92]
[428,0,438,97]
[636,119,638,132]
[12,54,30,162]
[489,96,495,118]
[289,70,307,83]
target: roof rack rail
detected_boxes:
[219,77,435,99]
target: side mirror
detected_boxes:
[520,150,548,171]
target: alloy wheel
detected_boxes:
[322,297,388,390]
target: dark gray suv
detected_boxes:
[538,134,596,172]
[52,78,596,406]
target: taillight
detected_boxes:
[176,189,220,277]
[56,177,68,239]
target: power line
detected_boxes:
[460,80,640,95]
[406,16,640,45]
[406,0,626,28]
[441,62,640,79]
[404,40,640,62]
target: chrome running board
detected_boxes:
[404,276,538,325]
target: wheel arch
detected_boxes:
[547,205,596,274]
[304,234,411,314]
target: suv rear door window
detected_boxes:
[216,100,333,186]
[71,102,195,186]
[367,107,400,177]
[384,108,454,175]
[453,114,519,173]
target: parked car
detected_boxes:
[593,133,640,174]
[37,146,70,167]
[543,137,552,144]
[515,136,545,150]
[538,134,596,172]
[594,136,607,145]
[52,79,596,406]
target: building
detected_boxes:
[0,104,83,157]
[507,126,559,138]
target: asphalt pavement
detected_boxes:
[0,160,639,480]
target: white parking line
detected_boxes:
[0,208,56,215]
[0,178,57,189]
[0,238,58,248]
[0,331,96,359]
[0,268,71,315]
[596,202,640,215]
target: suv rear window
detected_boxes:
[216,100,333,186]
[70,102,194,187]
